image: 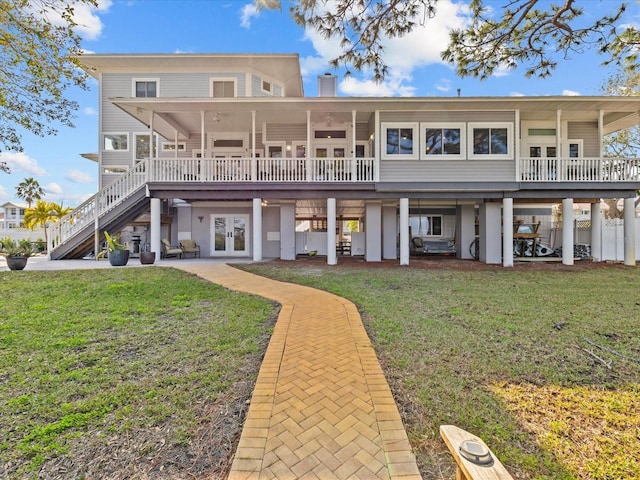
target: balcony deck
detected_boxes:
[148,157,377,183]
[519,157,640,182]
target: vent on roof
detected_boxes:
[318,73,337,97]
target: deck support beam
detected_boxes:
[562,198,574,265]
[502,198,514,267]
[624,197,636,266]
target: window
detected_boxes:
[213,139,243,148]
[468,123,512,158]
[409,215,442,236]
[262,80,272,93]
[315,130,347,139]
[382,123,418,159]
[420,123,464,158]
[103,166,129,174]
[133,79,158,98]
[103,133,128,151]
[161,142,186,152]
[134,133,158,161]
[211,79,236,98]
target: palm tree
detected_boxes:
[23,200,72,245]
[15,178,45,207]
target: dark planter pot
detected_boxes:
[139,251,156,265]
[108,249,130,267]
[6,255,28,271]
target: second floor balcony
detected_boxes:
[148,157,378,183]
[141,156,640,184]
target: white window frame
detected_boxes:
[210,78,237,98]
[566,139,583,158]
[102,132,129,152]
[410,214,443,237]
[132,78,159,98]
[161,141,186,152]
[102,165,129,174]
[381,122,419,160]
[133,133,159,162]
[419,122,465,159]
[468,122,514,160]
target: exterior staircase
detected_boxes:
[49,160,150,259]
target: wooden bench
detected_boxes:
[440,425,514,480]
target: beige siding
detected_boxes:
[380,111,515,123]
[265,123,307,142]
[568,122,599,156]
[380,159,515,182]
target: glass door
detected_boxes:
[211,214,250,256]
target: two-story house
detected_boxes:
[1,202,28,229]
[48,53,640,266]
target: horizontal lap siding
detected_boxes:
[380,160,515,182]
[265,123,307,141]
[380,110,515,123]
[379,110,516,182]
[568,122,599,156]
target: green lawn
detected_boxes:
[0,267,278,479]
[239,260,640,480]
[2,262,639,480]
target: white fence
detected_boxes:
[0,227,46,242]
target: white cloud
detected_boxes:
[66,169,94,183]
[300,0,470,96]
[71,0,112,41]
[0,185,9,202]
[340,75,416,97]
[83,106,97,116]
[44,183,63,195]
[240,3,259,28]
[42,1,112,41]
[562,89,581,96]
[435,78,452,93]
[0,152,46,176]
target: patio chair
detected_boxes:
[179,239,200,258]
[161,238,182,259]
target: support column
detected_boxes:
[624,197,636,266]
[479,202,502,264]
[562,198,574,265]
[150,198,161,261]
[399,198,409,265]
[327,198,337,265]
[591,202,602,262]
[502,198,514,267]
[456,204,475,259]
[365,201,382,262]
[253,198,263,262]
[382,204,397,260]
[280,202,296,260]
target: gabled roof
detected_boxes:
[80,53,305,97]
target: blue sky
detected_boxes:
[1,0,639,207]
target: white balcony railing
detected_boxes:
[148,157,377,183]
[48,157,377,252]
[520,157,640,182]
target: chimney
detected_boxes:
[318,73,337,97]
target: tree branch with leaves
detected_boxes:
[258,1,638,81]
[0,0,97,154]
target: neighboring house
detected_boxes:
[0,202,27,229]
[48,53,640,266]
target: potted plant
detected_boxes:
[139,250,156,265]
[104,231,130,266]
[1,237,34,271]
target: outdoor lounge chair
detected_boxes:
[161,238,182,259]
[179,239,200,258]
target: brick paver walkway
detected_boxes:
[175,263,421,480]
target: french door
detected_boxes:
[211,214,250,256]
